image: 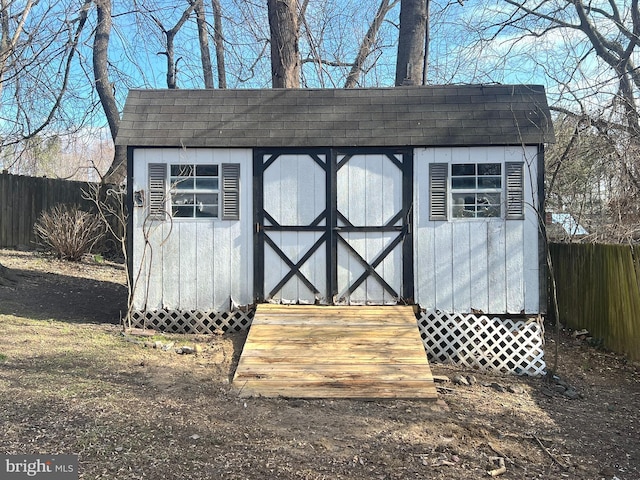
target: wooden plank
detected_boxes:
[469,221,489,312]
[235,363,431,374]
[256,304,418,315]
[233,305,436,399]
[179,223,198,309]
[452,221,471,312]
[196,221,214,310]
[236,375,433,385]
[237,355,429,366]
[235,371,433,383]
[237,345,427,356]
[488,222,507,313]
[236,381,437,399]
[237,346,428,358]
[251,325,418,343]
[252,319,417,327]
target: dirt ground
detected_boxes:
[0,248,639,480]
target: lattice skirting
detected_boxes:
[128,306,545,376]
[418,310,546,376]
[128,308,254,334]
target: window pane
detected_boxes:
[171,177,194,190]
[195,193,218,205]
[478,163,501,175]
[171,164,193,176]
[196,178,219,190]
[477,193,501,217]
[452,177,476,189]
[452,193,476,217]
[477,205,501,217]
[196,205,218,217]
[484,193,501,204]
[173,205,194,217]
[172,192,195,205]
[478,177,501,188]
[196,165,218,176]
[452,164,475,176]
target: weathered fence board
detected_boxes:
[0,173,102,249]
[550,243,640,361]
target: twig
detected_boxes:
[436,386,455,393]
[488,442,521,469]
[487,456,506,477]
[531,435,569,470]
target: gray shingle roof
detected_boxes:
[115,85,555,148]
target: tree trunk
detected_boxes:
[267,0,300,88]
[195,0,214,89]
[395,0,427,86]
[94,0,125,184]
[165,29,178,89]
[154,4,196,90]
[211,0,227,88]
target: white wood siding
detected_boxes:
[131,148,253,311]
[414,146,541,314]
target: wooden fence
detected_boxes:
[549,242,640,361]
[0,172,103,249]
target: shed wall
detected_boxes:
[131,148,253,311]
[413,146,541,314]
[130,145,542,315]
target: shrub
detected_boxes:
[34,204,105,261]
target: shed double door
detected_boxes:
[254,149,413,305]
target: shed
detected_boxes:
[117,85,553,374]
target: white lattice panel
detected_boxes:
[418,310,546,376]
[129,308,254,334]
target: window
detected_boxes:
[170,164,219,218]
[428,161,525,221]
[147,162,240,220]
[451,163,502,218]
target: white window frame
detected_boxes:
[451,163,502,219]
[170,163,220,219]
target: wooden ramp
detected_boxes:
[233,304,437,399]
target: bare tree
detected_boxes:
[0,0,92,154]
[94,0,126,184]
[211,0,227,88]
[0,0,34,99]
[476,0,640,241]
[345,0,398,88]
[395,0,427,86]
[194,0,214,89]
[151,2,197,89]
[267,0,300,88]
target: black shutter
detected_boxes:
[429,163,448,221]
[221,163,240,220]
[506,162,525,220]
[148,163,167,221]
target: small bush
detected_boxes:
[34,204,105,261]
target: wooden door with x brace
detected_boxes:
[253,148,413,305]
